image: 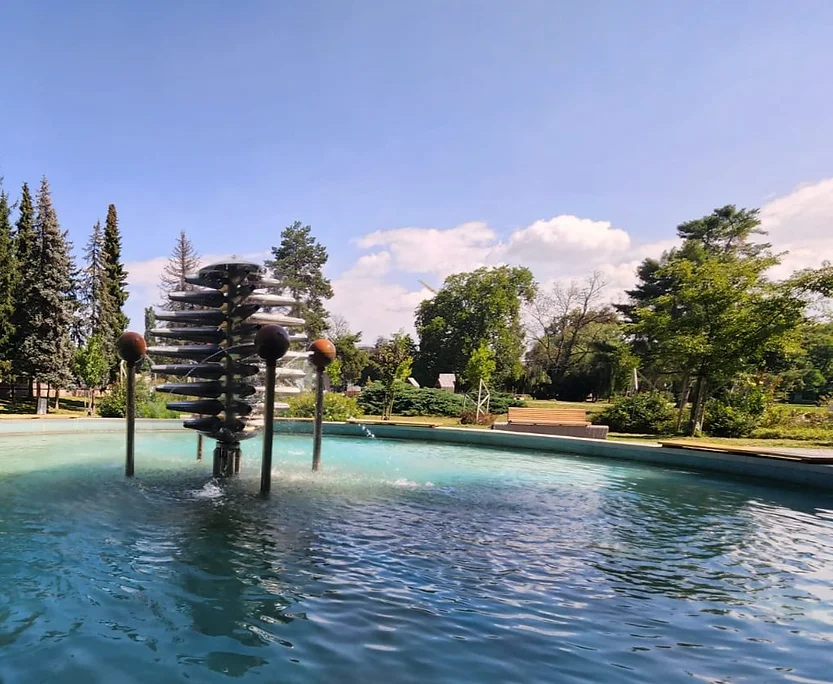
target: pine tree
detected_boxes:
[143,306,156,344]
[0,186,16,381]
[21,178,75,404]
[102,204,129,334]
[11,182,37,389]
[266,221,333,338]
[160,231,201,309]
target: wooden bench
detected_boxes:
[507,407,589,427]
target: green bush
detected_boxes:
[752,427,833,443]
[357,383,463,416]
[356,383,526,418]
[98,378,178,419]
[287,392,362,421]
[704,378,771,438]
[595,392,675,434]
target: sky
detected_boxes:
[1,0,832,339]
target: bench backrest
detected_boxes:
[507,407,587,423]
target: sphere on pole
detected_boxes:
[255,325,290,364]
[308,339,336,370]
[117,331,147,365]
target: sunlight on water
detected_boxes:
[1,431,832,683]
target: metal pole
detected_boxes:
[312,367,324,471]
[125,362,136,477]
[197,433,203,461]
[260,361,276,495]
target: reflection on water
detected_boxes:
[0,432,832,683]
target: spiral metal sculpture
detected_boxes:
[147,261,307,477]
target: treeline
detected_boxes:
[274,206,832,437]
[0,177,128,408]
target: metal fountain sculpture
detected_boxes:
[116,259,337,493]
[148,261,308,477]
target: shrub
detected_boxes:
[488,392,526,415]
[704,377,771,438]
[460,410,496,426]
[98,378,179,419]
[595,392,675,434]
[358,383,464,417]
[287,392,362,421]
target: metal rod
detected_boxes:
[197,433,203,461]
[312,367,324,471]
[125,362,136,477]
[260,361,276,495]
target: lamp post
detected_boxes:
[117,332,147,478]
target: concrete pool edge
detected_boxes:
[1,417,831,492]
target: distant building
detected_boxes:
[436,374,456,393]
[407,377,420,388]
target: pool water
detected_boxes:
[1,432,832,683]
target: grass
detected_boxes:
[0,396,90,418]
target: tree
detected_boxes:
[160,231,201,308]
[102,204,129,333]
[414,266,535,388]
[81,221,111,340]
[0,186,15,381]
[325,316,370,389]
[144,307,156,345]
[371,333,414,419]
[19,178,76,406]
[266,221,333,338]
[464,342,496,389]
[11,182,37,391]
[525,272,619,397]
[74,335,109,414]
[623,206,805,435]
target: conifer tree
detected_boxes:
[103,203,129,335]
[0,186,16,381]
[11,182,37,389]
[82,220,113,341]
[160,231,201,309]
[20,178,75,403]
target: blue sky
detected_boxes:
[1,1,832,337]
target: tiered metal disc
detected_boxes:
[148,261,307,476]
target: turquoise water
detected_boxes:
[1,433,832,683]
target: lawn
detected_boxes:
[0,396,89,418]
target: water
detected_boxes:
[1,432,832,683]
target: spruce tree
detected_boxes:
[82,220,113,340]
[102,203,128,334]
[21,178,75,402]
[160,231,201,309]
[0,187,16,381]
[11,183,37,389]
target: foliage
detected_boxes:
[16,178,76,392]
[10,182,37,384]
[325,318,370,389]
[595,392,676,434]
[414,265,536,389]
[776,322,833,404]
[266,221,333,339]
[98,377,178,418]
[460,410,497,426]
[0,187,15,381]
[621,205,805,435]
[358,382,463,417]
[370,333,414,419]
[287,392,362,421]
[703,378,772,438]
[464,342,496,389]
[357,382,525,417]
[159,231,201,307]
[102,204,129,336]
[143,307,156,345]
[74,335,109,412]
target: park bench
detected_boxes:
[506,407,590,427]
[493,406,608,439]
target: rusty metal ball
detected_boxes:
[117,331,147,365]
[255,325,290,363]
[308,338,336,370]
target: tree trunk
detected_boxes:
[54,387,60,410]
[676,373,691,433]
[36,380,41,399]
[687,376,707,436]
[90,388,96,415]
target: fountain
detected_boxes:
[146,261,308,479]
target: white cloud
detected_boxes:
[123,178,833,340]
